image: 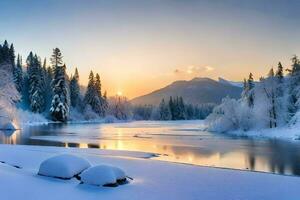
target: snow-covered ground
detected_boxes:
[0,144,298,200]
[201,123,300,140]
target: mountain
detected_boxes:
[131,77,243,106]
[218,77,243,88]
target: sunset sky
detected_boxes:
[1,0,300,98]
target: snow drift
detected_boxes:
[80,165,126,187]
[38,154,91,179]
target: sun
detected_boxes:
[117,91,123,96]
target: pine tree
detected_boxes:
[70,68,80,107]
[27,52,45,113]
[178,96,186,120]
[291,55,300,75]
[185,104,195,120]
[49,48,69,122]
[84,71,96,108]
[276,62,284,82]
[261,68,279,128]
[169,96,174,120]
[13,54,23,92]
[94,73,105,116]
[0,40,14,71]
[158,98,171,120]
[1,40,10,64]
[50,48,63,67]
[102,91,108,114]
[9,43,15,66]
[287,55,300,120]
[247,73,255,107]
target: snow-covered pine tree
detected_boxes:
[169,96,174,120]
[70,68,80,107]
[27,53,45,113]
[42,58,53,111]
[287,55,300,121]
[49,48,70,122]
[260,68,279,128]
[84,71,97,108]
[8,43,15,66]
[0,41,14,72]
[94,73,106,116]
[247,73,255,107]
[102,91,108,114]
[276,62,284,82]
[1,40,10,64]
[108,95,131,120]
[13,54,23,92]
[178,96,186,120]
[158,98,171,120]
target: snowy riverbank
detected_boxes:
[0,144,299,200]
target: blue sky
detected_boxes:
[1,0,300,97]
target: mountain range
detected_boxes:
[130,77,243,106]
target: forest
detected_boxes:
[0,40,212,124]
[205,57,300,132]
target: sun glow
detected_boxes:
[117,91,123,96]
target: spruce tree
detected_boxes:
[275,62,284,82]
[49,48,69,122]
[178,96,186,120]
[102,91,108,114]
[84,71,96,108]
[70,68,80,107]
[288,55,300,120]
[158,98,171,120]
[13,54,23,92]
[50,48,63,67]
[247,73,255,107]
[9,43,15,66]
[27,52,45,113]
[1,40,10,64]
[94,73,105,116]
[169,96,174,120]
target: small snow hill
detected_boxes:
[131,77,243,106]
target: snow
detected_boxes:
[80,165,121,186]
[0,144,299,200]
[38,154,91,179]
[111,166,126,180]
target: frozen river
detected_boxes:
[1,120,300,176]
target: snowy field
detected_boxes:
[0,144,299,200]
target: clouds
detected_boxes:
[174,65,214,75]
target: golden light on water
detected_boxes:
[79,143,88,148]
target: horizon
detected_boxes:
[2,0,300,98]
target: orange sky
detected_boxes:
[3,1,300,99]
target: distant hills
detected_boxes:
[131,77,243,106]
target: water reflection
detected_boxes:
[0,130,19,144]
[1,121,300,176]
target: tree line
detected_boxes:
[0,40,108,122]
[132,97,214,121]
[0,40,215,122]
[206,56,300,131]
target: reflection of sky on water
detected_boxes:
[1,120,300,176]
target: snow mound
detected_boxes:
[111,166,126,181]
[80,165,127,187]
[38,154,91,179]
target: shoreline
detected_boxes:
[0,144,298,200]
